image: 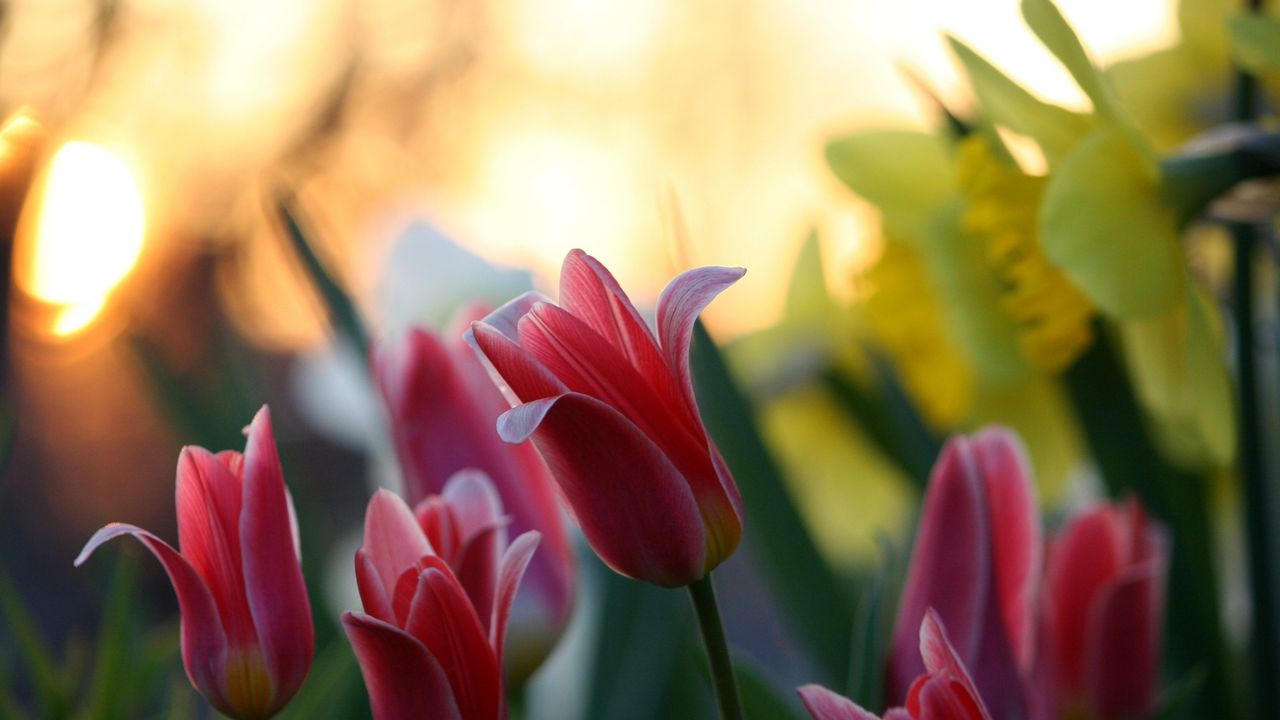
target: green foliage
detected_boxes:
[1228,14,1280,76]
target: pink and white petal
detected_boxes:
[342,612,462,720]
[363,490,432,595]
[558,249,669,378]
[497,393,707,586]
[355,549,395,624]
[655,265,746,417]
[469,320,568,405]
[176,446,257,649]
[887,437,990,704]
[1083,562,1163,720]
[918,613,993,720]
[796,684,881,720]
[476,291,553,343]
[490,531,540,661]
[76,524,230,710]
[239,406,314,708]
[1045,506,1128,692]
[971,426,1042,671]
[403,564,501,720]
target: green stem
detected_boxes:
[687,574,744,720]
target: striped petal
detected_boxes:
[76,524,230,714]
[497,393,706,586]
[238,406,313,714]
[655,264,746,420]
[363,490,432,600]
[491,531,540,663]
[796,684,882,720]
[343,612,462,720]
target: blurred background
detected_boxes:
[0,0,1224,717]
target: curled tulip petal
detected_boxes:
[491,531,540,663]
[656,264,747,419]
[76,524,230,711]
[499,393,707,586]
[343,612,462,720]
[797,684,882,720]
[559,249,667,376]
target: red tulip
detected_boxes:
[469,249,745,587]
[75,407,313,720]
[344,474,539,720]
[887,427,1040,719]
[799,611,992,720]
[1043,498,1166,720]
[373,307,575,675]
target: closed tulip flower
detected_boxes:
[887,428,1040,719]
[469,249,745,587]
[1043,499,1167,720]
[344,474,539,720]
[373,308,575,676]
[75,407,313,720]
[799,611,993,720]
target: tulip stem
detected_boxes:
[688,574,744,720]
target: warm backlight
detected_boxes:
[20,141,145,335]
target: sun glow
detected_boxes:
[17,141,145,336]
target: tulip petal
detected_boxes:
[888,437,990,702]
[655,264,747,420]
[559,249,669,382]
[76,524,230,711]
[1045,506,1127,692]
[363,490,432,598]
[441,471,507,630]
[1083,562,1163,720]
[238,406,313,711]
[355,549,394,624]
[498,393,707,586]
[491,530,540,662]
[917,611,993,720]
[176,446,258,650]
[403,563,501,720]
[342,612,462,720]
[469,320,568,405]
[796,684,881,720]
[970,427,1041,670]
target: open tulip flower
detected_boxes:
[1043,499,1167,720]
[74,406,313,720]
[887,427,1040,719]
[469,248,745,588]
[373,309,575,676]
[799,611,993,720]
[343,473,539,720]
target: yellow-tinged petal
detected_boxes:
[1228,14,1280,77]
[1040,127,1183,318]
[947,36,1092,163]
[825,131,953,247]
[1116,282,1237,469]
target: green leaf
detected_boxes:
[276,638,371,720]
[735,661,802,720]
[1040,127,1183,318]
[824,131,953,246]
[946,35,1091,162]
[846,535,897,711]
[1228,14,1280,76]
[79,554,137,720]
[783,231,832,324]
[0,568,70,719]
[1153,667,1207,720]
[691,321,854,685]
[275,195,371,359]
[585,560,692,720]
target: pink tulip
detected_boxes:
[887,428,1040,719]
[373,308,575,675]
[1043,499,1166,720]
[468,249,745,587]
[344,473,539,720]
[75,407,313,720]
[799,611,992,720]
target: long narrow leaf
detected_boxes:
[80,554,137,720]
[0,568,70,719]
[691,321,854,685]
